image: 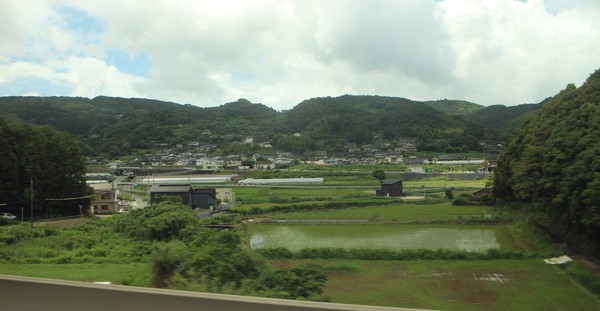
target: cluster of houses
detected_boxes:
[87,180,233,216]
[88,176,404,216]
[98,138,495,173]
[85,138,498,215]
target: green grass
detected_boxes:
[270,259,600,311]
[0,263,153,286]
[269,202,494,222]
[322,175,380,186]
[235,187,373,204]
[404,179,487,188]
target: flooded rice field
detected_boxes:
[247,224,514,252]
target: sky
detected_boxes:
[1,0,599,111]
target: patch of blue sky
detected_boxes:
[543,0,579,15]
[230,72,256,82]
[106,49,152,77]
[0,77,74,97]
[59,6,104,34]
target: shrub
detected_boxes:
[151,241,187,287]
[452,196,470,206]
[257,247,527,261]
[256,248,294,259]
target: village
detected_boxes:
[85,137,497,217]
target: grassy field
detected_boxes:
[403,179,487,189]
[270,259,600,311]
[235,181,600,310]
[267,201,495,222]
[235,187,373,205]
[3,171,598,310]
[0,263,152,286]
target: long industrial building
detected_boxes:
[238,178,324,185]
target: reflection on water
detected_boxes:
[248,224,501,252]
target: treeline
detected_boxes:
[257,247,533,261]
[229,199,404,216]
[494,69,600,257]
[282,95,495,153]
[0,117,89,217]
[0,97,283,157]
[0,95,542,157]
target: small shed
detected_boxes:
[150,184,193,205]
[376,179,403,197]
[150,184,217,209]
[192,188,218,210]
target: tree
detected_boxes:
[372,169,386,181]
[348,126,373,144]
[494,69,600,255]
[0,118,89,216]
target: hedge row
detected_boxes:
[256,247,531,261]
[230,199,405,216]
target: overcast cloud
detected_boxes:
[1,0,599,110]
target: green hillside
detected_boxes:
[282,95,491,149]
[0,94,538,157]
[0,96,282,156]
[423,99,484,116]
[494,69,600,256]
[463,101,546,139]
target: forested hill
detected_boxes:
[282,95,488,143]
[0,96,281,136]
[423,99,484,116]
[461,101,546,139]
[0,96,282,155]
[494,69,600,256]
[0,94,539,156]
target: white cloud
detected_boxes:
[1,0,599,110]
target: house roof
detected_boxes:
[149,184,192,193]
[381,179,403,185]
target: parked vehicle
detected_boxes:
[0,213,17,220]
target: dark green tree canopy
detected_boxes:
[0,94,540,156]
[494,69,600,253]
[0,118,88,215]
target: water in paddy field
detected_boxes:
[248,224,502,252]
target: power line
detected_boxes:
[44,194,97,201]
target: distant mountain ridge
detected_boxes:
[0,94,542,156]
[423,99,484,116]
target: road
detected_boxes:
[0,275,435,311]
[114,176,147,209]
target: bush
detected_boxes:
[257,247,527,261]
[256,248,294,259]
[151,241,187,287]
[250,264,327,300]
[452,196,470,206]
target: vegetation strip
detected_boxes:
[257,247,530,261]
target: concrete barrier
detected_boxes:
[0,275,435,311]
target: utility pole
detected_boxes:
[30,176,34,228]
